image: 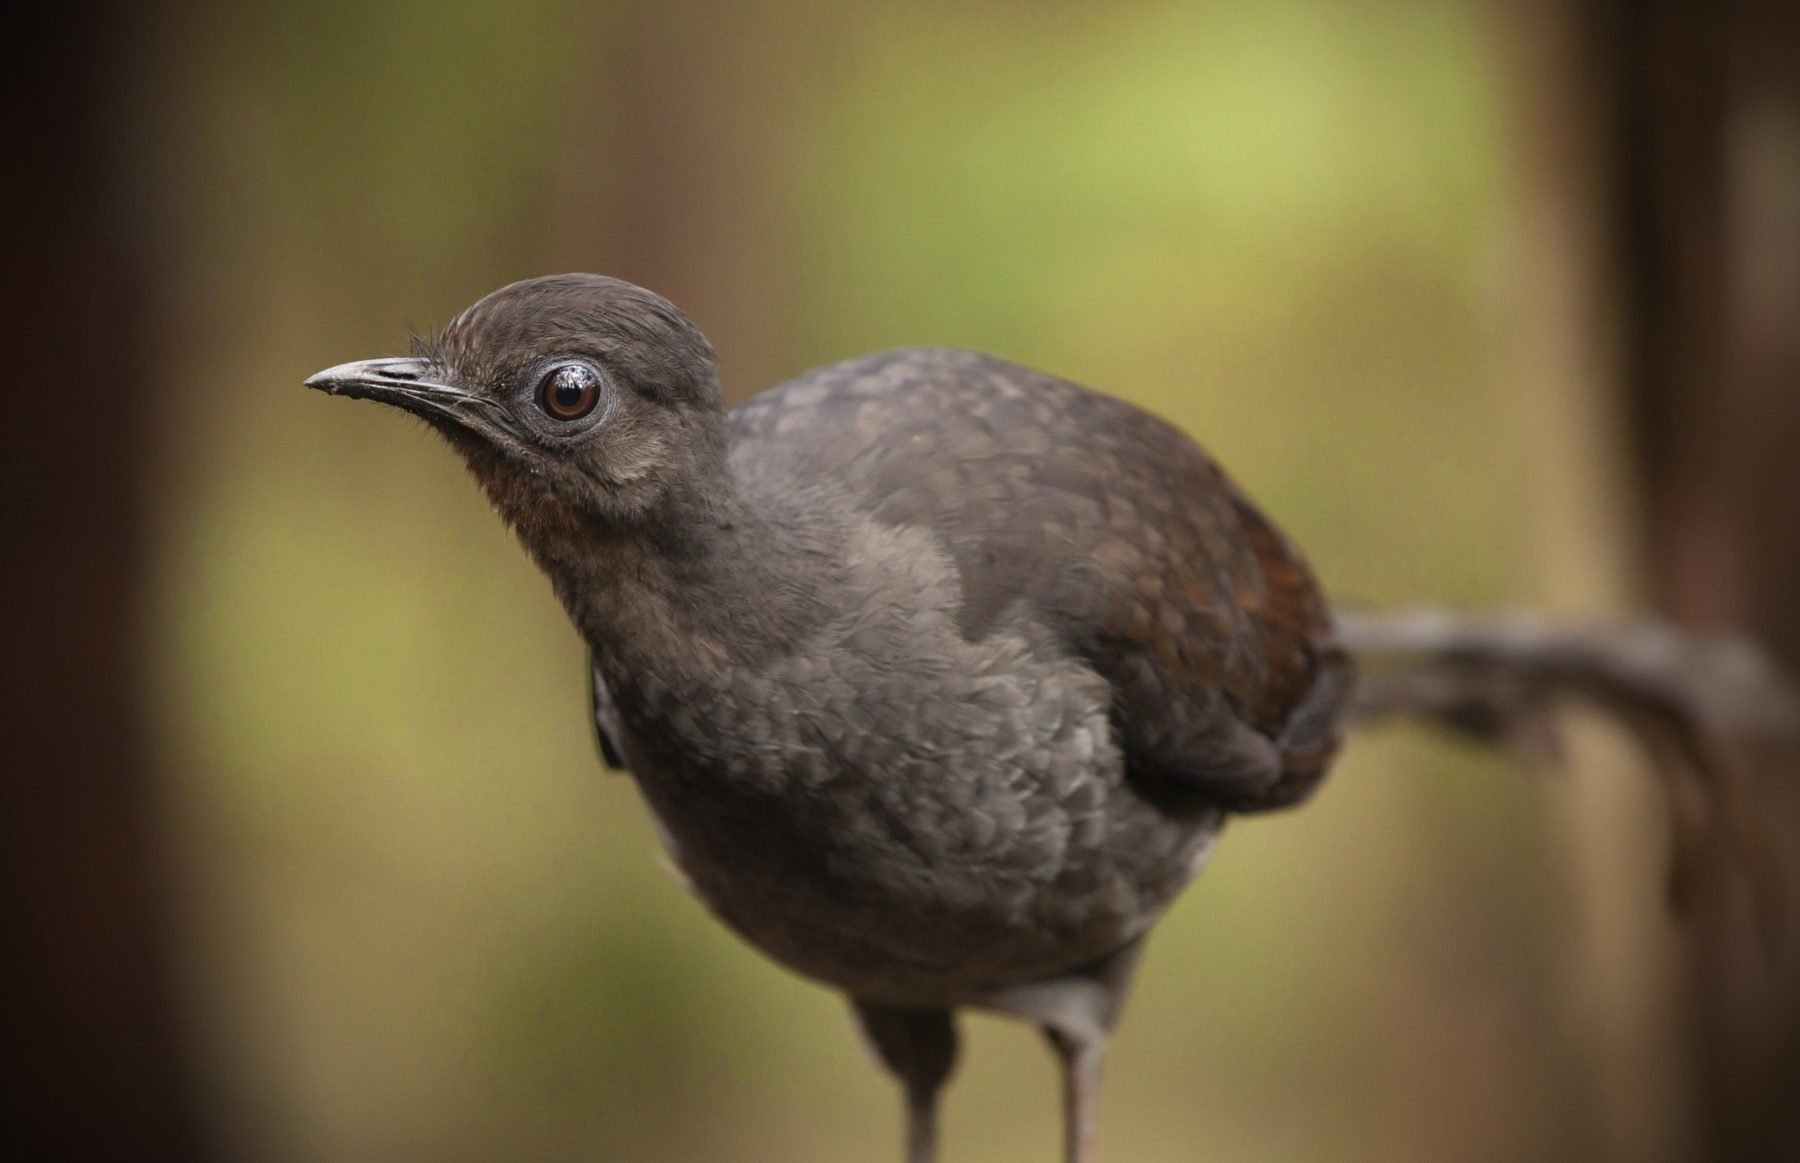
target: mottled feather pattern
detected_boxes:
[597,515,1214,1004]
[729,347,1350,815]
[571,346,1346,1004]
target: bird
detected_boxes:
[307,273,1790,1163]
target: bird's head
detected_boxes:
[307,274,729,544]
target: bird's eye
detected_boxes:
[536,362,603,421]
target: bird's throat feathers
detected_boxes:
[460,445,827,679]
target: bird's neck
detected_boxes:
[525,474,839,682]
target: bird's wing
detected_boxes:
[730,348,1352,812]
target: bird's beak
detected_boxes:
[305,356,496,430]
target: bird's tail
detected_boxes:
[1335,608,1800,947]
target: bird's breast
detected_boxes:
[588,520,1220,1001]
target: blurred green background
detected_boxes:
[25,0,1791,1160]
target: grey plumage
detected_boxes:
[308,274,1794,1163]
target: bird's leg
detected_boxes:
[980,938,1144,1163]
[1043,1025,1105,1163]
[903,1079,941,1163]
[851,1000,959,1163]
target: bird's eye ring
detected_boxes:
[536,362,603,422]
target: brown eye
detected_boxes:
[536,362,602,421]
